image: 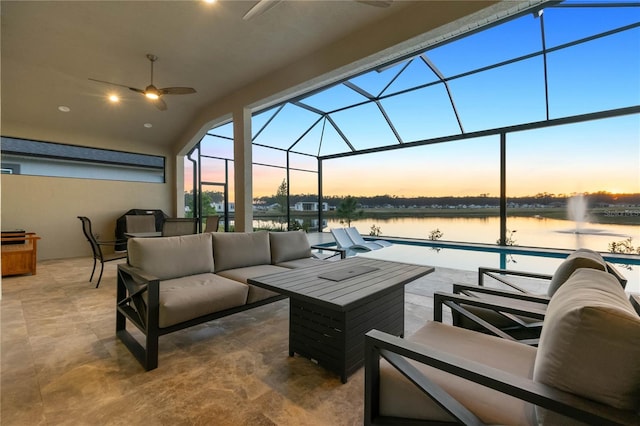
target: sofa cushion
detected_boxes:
[269,231,312,264]
[128,233,214,281]
[216,264,288,303]
[379,321,537,424]
[212,231,271,272]
[534,268,640,411]
[143,273,249,328]
[546,248,606,297]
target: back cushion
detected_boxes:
[212,231,271,272]
[546,248,606,297]
[128,233,214,281]
[269,231,312,264]
[534,268,640,411]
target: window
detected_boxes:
[1,136,165,183]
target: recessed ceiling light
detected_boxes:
[144,123,153,128]
[58,105,71,112]
[203,0,216,4]
[109,94,120,102]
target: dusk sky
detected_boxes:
[187,2,640,199]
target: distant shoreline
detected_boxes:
[252,206,640,226]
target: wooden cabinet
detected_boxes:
[1,232,40,277]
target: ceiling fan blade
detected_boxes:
[160,87,196,95]
[243,0,282,20]
[152,98,168,111]
[89,78,142,92]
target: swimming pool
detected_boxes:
[340,239,640,293]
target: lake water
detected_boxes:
[328,216,639,253]
[252,215,640,292]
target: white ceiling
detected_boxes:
[1,0,507,153]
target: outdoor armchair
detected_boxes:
[364,268,640,425]
[125,214,156,234]
[443,248,627,343]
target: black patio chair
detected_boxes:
[77,216,127,288]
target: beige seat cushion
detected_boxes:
[269,231,312,264]
[143,273,249,328]
[546,248,606,297]
[216,264,288,303]
[534,268,640,411]
[128,233,214,280]
[379,321,537,424]
[212,231,271,272]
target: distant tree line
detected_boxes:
[185,190,640,210]
[253,191,640,208]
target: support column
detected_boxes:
[233,107,253,232]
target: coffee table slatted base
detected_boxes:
[289,287,404,383]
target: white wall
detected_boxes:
[1,173,171,260]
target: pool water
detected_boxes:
[352,241,640,294]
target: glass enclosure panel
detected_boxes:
[329,102,400,150]
[199,134,234,159]
[348,60,411,98]
[428,13,542,77]
[322,136,499,243]
[252,103,320,150]
[298,83,368,112]
[506,115,640,251]
[208,121,234,138]
[547,29,640,118]
[294,118,353,157]
[544,3,640,48]
[289,151,317,173]
[449,57,547,132]
[288,169,321,231]
[381,84,461,142]
[383,57,439,96]
[253,145,286,168]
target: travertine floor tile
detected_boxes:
[1,256,473,425]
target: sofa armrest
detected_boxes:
[117,264,160,331]
[364,329,639,426]
[310,245,346,259]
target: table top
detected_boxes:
[248,257,434,311]
[124,232,163,238]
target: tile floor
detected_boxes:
[1,254,474,426]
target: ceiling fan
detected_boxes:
[89,54,196,111]
[243,0,392,21]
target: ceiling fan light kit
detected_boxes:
[89,53,196,111]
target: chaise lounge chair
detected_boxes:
[331,228,383,252]
[345,227,392,248]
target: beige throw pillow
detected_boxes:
[269,231,312,264]
[128,233,214,281]
[211,231,271,272]
[546,248,606,297]
[534,268,640,411]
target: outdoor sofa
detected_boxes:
[116,230,344,370]
[365,266,640,425]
